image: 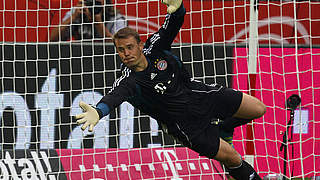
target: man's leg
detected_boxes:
[233,93,266,120]
[214,138,262,180]
[219,93,266,146]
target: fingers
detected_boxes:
[89,124,94,132]
[77,101,98,132]
[76,118,87,125]
[75,113,85,120]
[81,122,90,131]
[161,0,172,7]
[79,101,91,111]
[162,0,168,5]
[161,0,182,14]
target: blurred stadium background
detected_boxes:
[0,0,320,179]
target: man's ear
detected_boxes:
[114,41,119,52]
[139,41,144,50]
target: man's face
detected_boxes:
[114,36,144,70]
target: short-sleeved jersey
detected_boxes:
[98,5,223,134]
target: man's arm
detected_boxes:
[144,0,185,53]
[50,2,84,41]
[75,86,131,132]
[76,68,135,131]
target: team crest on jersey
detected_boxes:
[156,60,167,71]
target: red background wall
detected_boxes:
[1,0,320,44]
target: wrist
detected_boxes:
[96,102,110,118]
[95,108,103,119]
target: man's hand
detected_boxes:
[161,0,182,14]
[75,101,100,132]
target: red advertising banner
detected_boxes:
[57,147,226,180]
[1,0,320,44]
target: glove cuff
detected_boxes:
[95,108,103,119]
[96,102,110,118]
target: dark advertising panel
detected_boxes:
[0,43,232,150]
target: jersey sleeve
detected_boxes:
[97,67,136,115]
[143,3,186,54]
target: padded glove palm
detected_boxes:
[161,0,182,14]
[75,101,100,132]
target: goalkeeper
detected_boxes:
[75,0,266,179]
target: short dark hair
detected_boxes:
[112,27,141,45]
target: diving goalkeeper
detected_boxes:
[75,0,266,179]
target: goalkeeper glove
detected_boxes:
[75,101,100,132]
[161,0,182,14]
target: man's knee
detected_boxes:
[247,96,266,119]
[255,101,266,118]
[234,93,266,119]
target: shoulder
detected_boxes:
[109,66,135,92]
[120,65,133,77]
[142,32,162,55]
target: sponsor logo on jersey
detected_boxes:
[154,83,167,94]
[157,60,167,71]
[151,72,157,80]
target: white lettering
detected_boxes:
[4,152,20,180]
[18,159,38,180]
[93,164,100,172]
[120,164,127,171]
[202,163,209,170]
[150,118,158,136]
[119,102,134,148]
[31,151,46,180]
[69,91,109,148]
[0,69,140,150]
[189,163,196,170]
[40,151,53,175]
[162,164,169,170]
[106,164,113,171]
[154,83,167,94]
[0,160,9,180]
[0,92,31,149]
[156,150,180,179]
[148,164,155,171]
[1,151,56,180]
[148,117,161,148]
[175,163,182,170]
[134,164,141,171]
[37,69,64,149]
[79,165,86,172]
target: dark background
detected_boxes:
[0,43,233,149]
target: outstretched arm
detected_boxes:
[76,69,135,132]
[144,0,186,53]
[75,87,128,132]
